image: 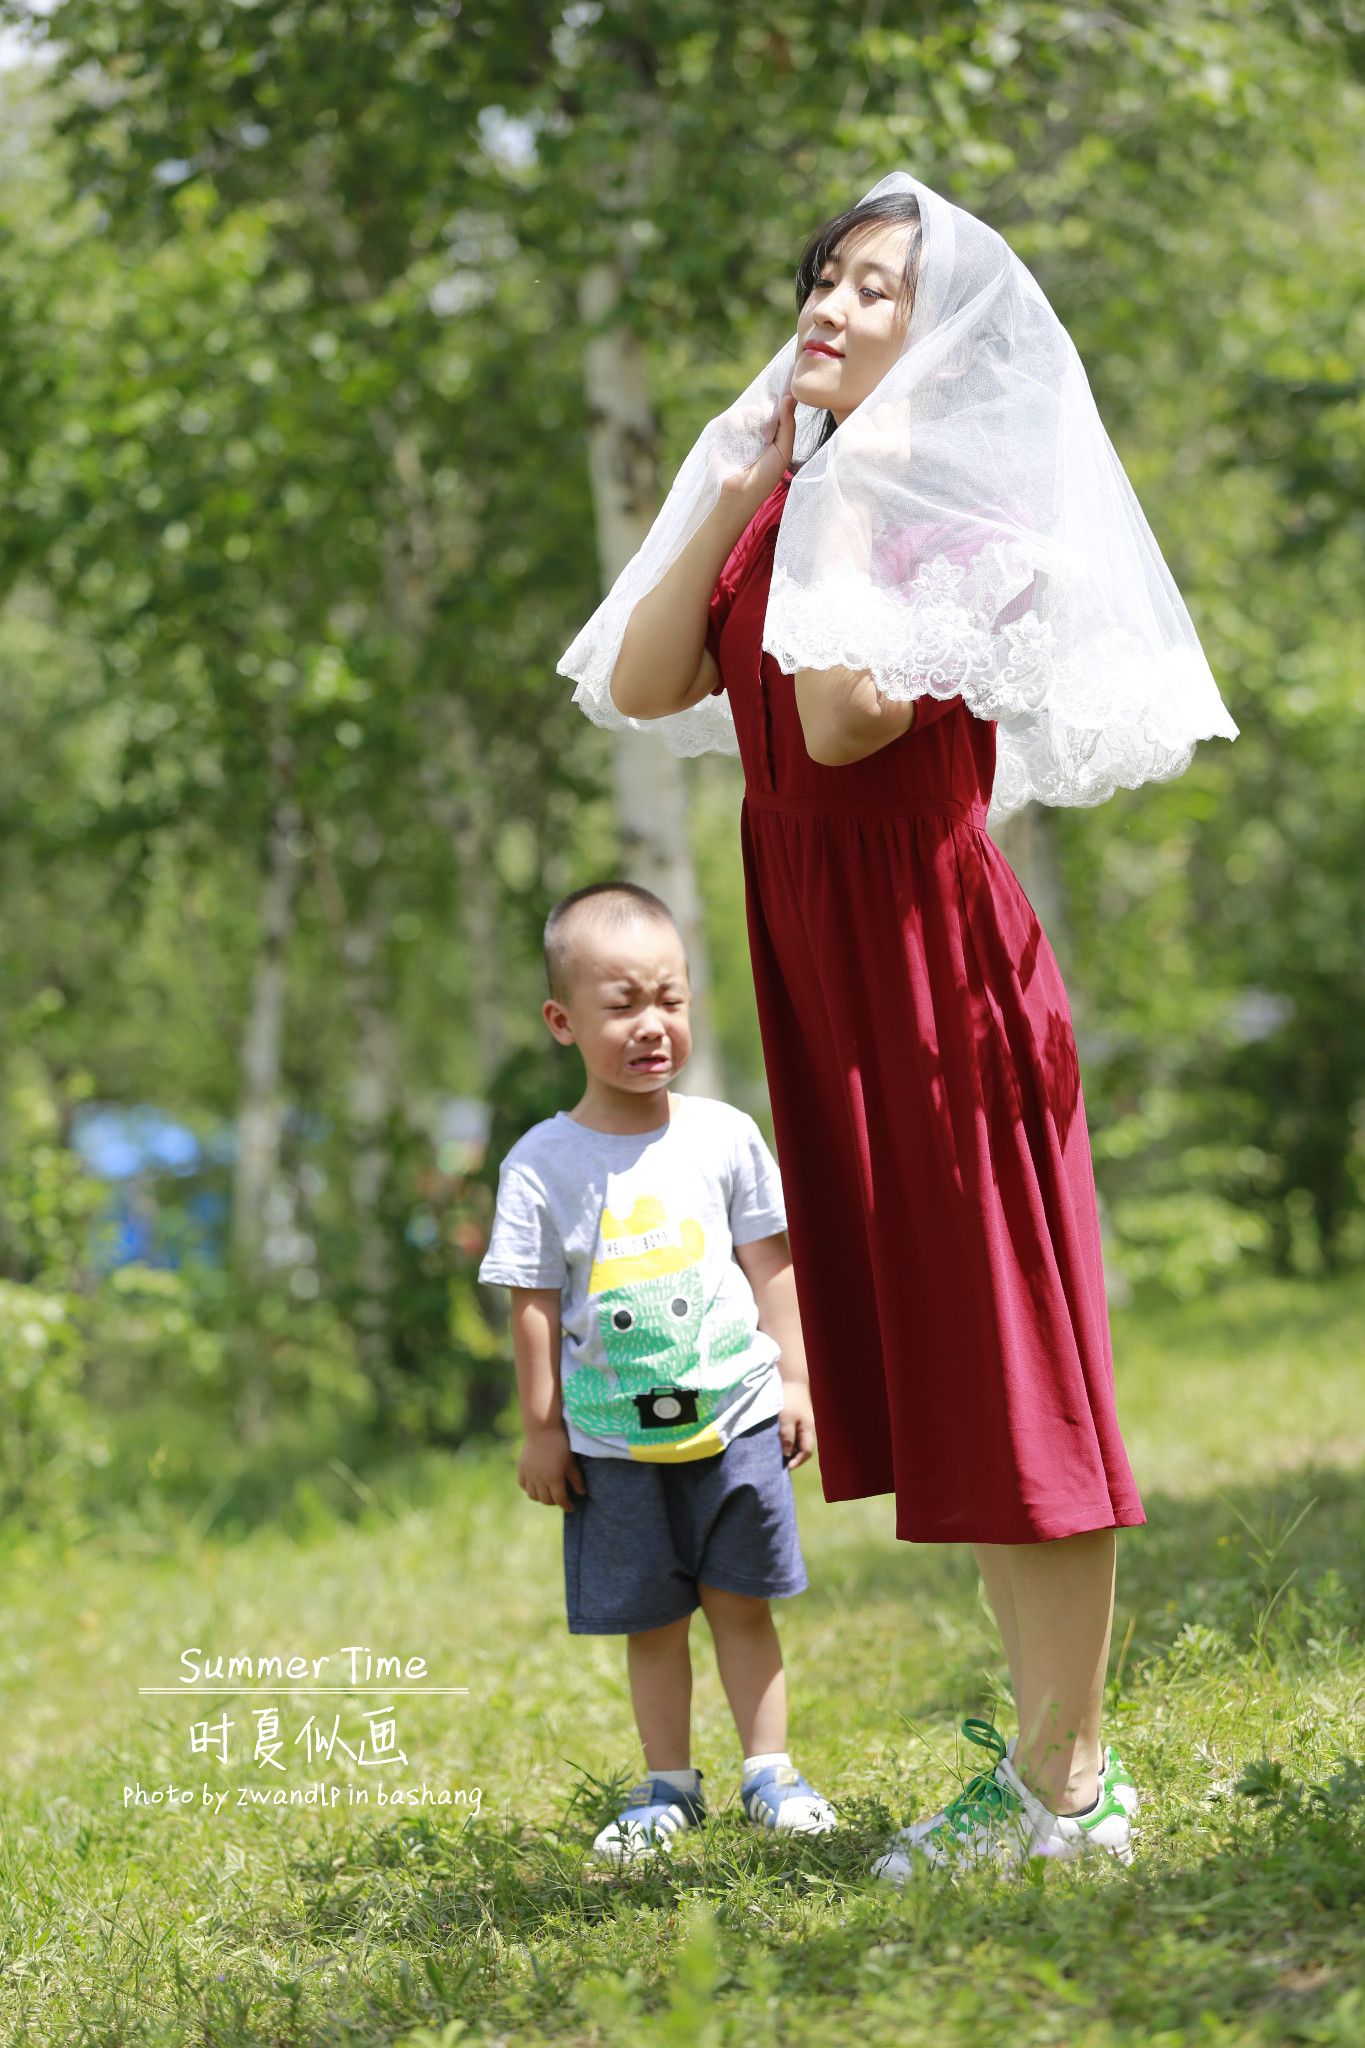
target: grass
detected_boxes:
[0,1271,1362,2045]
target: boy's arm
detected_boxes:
[508,1287,587,1512]
[733,1230,816,1471]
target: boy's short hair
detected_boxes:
[544,881,685,1003]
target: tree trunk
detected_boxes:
[231,749,302,1284]
[420,701,507,1088]
[450,796,508,1085]
[337,868,401,1387]
[579,252,722,1099]
[371,410,509,1093]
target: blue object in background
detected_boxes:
[70,1105,232,1272]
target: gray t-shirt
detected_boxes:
[478,1094,787,1462]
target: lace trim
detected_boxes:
[563,545,1237,808]
[761,556,1236,818]
[569,672,740,760]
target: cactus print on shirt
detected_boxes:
[479,1096,787,1462]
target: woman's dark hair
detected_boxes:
[795,194,923,450]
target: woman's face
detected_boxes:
[791,221,914,424]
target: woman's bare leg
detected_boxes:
[971,1542,1023,1707]
[972,1530,1117,1814]
[1010,1529,1116,1812]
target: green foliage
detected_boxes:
[344,1112,515,1450]
[0,1054,109,1287]
[0,1051,378,1533]
[0,0,1361,1469]
[81,1260,377,1540]
[90,1259,370,1417]
[0,1277,104,1531]
[1,1268,1359,2042]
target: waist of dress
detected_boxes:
[744,789,987,823]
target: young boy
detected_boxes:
[478,879,837,1863]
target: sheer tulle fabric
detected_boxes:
[558,172,1237,825]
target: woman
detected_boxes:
[558,173,1238,1875]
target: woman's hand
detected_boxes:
[721,382,798,505]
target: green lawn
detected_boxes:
[1,1273,1362,2045]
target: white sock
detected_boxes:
[650,1766,700,1794]
[742,1750,792,1780]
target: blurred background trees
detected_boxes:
[0,0,1360,1526]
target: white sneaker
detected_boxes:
[1100,1743,1141,1817]
[872,1720,1028,1881]
[871,1721,1135,1884]
[875,1718,1018,1863]
[892,1732,1140,1845]
[995,1749,1135,1864]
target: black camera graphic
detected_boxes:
[633,1384,700,1429]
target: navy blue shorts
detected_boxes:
[563,1414,809,1634]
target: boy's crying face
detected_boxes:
[543,913,693,1098]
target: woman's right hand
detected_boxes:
[720,382,797,504]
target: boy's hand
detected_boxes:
[518,1424,587,1511]
[779,1385,816,1470]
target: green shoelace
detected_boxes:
[926,1718,1022,1842]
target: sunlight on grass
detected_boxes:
[0,1274,1360,2044]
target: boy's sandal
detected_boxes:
[740,1763,838,1834]
[591,1774,707,1865]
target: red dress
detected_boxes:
[708,470,1146,1544]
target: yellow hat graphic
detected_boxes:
[589,1194,704,1294]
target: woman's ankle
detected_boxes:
[1013,1745,1100,1816]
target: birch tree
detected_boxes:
[579,244,722,1095]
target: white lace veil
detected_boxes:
[558,171,1238,824]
